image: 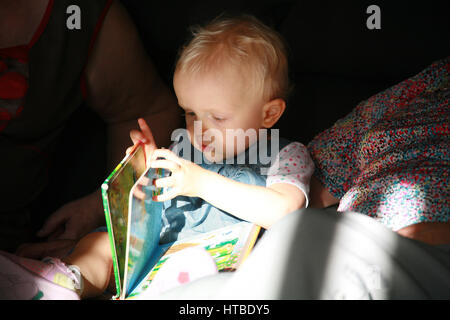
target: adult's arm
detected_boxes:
[308,176,339,208]
[85,0,180,168]
[397,222,450,245]
[31,1,181,247]
[309,176,450,245]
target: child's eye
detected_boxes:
[182,112,196,118]
[213,116,226,121]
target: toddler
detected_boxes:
[0,14,314,299]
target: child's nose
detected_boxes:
[203,134,215,143]
[202,127,218,142]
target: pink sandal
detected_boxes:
[0,250,81,300]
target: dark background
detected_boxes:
[46,0,449,216]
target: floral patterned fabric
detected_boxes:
[308,57,449,231]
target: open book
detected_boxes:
[101,144,260,300]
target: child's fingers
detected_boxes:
[138,118,157,146]
[125,143,144,156]
[149,159,180,172]
[137,175,151,186]
[151,148,181,164]
[153,176,176,189]
[130,129,147,145]
[153,187,179,202]
[132,185,146,200]
[130,121,157,161]
[125,146,134,155]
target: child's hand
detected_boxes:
[127,118,157,165]
[149,148,207,202]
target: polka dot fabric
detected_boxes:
[308,58,449,231]
[266,142,314,207]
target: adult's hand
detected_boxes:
[16,239,77,259]
[16,189,105,259]
[37,189,105,241]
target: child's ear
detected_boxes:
[261,98,286,128]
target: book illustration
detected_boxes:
[123,168,164,295]
[101,143,150,296]
[132,246,218,299]
[127,222,258,298]
[145,238,239,284]
[102,144,260,299]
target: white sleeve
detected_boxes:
[266,142,315,207]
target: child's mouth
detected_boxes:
[201,142,214,153]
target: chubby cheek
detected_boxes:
[226,129,258,155]
[212,129,258,161]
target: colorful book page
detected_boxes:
[101,144,147,297]
[123,167,165,297]
[128,221,259,298]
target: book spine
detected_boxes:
[101,183,121,299]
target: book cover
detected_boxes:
[101,143,149,298]
[102,144,260,299]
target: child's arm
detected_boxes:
[194,170,306,229]
[150,149,306,229]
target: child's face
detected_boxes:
[173,68,266,162]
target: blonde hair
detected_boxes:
[175,14,290,101]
